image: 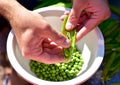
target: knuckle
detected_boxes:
[42,22,51,31]
[21,48,31,58]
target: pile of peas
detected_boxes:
[29,50,84,81]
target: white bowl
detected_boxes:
[7,7,104,85]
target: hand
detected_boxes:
[13,10,71,64]
[61,0,111,41]
[0,0,70,64]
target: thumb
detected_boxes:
[66,0,87,31]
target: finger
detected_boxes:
[60,11,70,21]
[43,41,58,49]
[76,23,84,32]
[76,4,109,41]
[52,46,62,53]
[44,46,62,54]
[60,15,68,21]
[76,12,90,31]
[42,38,57,48]
[76,18,100,42]
[43,43,56,49]
[78,12,91,23]
[64,11,70,15]
[45,26,70,48]
[43,38,51,43]
[66,8,81,31]
[33,52,66,64]
[66,0,87,31]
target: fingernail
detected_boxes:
[66,22,73,30]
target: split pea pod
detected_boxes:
[62,16,76,59]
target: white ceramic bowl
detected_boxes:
[7,7,104,85]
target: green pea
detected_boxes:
[29,46,84,81]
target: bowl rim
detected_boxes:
[7,6,104,85]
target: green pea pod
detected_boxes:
[112,47,120,52]
[62,16,76,59]
[105,44,119,50]
[99,16,120,83]
[104,23,119,37]
[107,83,120,85]
[110,4,120,16]
[70,29,76,53]
[115,37,120,43]
[105,38,112,44]
[117,33,120,38]
[115,32,120,43]
[62,16,68,36]
[106,54,120,79]
[109,62,120,72]
[102,52,117,82]
[101,19,117,34]
[99,18,115,32]
[62,16,69,59]
[110,26,120,38]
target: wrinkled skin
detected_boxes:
[61,0,111,41]
[10,10,70,64]
[0,0,71,64]
[0,0,70,64]
[0,0,110,64]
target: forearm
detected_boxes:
[0,0,27,21]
